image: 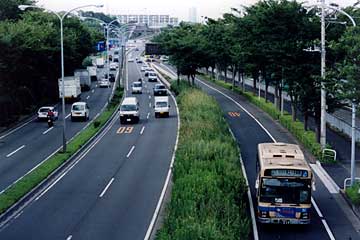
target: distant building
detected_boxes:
[189,7,197,23]
[117,14,179,28]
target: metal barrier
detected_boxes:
[344,177,360,191]
[322,148,337,162]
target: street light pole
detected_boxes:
[320,0,327,148]
[19,4,103,152]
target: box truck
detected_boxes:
[87,66,97,81]
[74,69,91,91]
[58,76,81,101]
[96,58,105,68]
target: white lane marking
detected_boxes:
[140,126,145,135]
[147,112,150,119]
[312,198,336,239]
[66,235,73,240]
[311,197,323,218]
[65,114,71,119]
[86,96,90,100]
[35,116,117,201]
[229,128,259,240]
[322,219,336,240]
[6,145,26,158]
[310,163,339,194]
[196,78,277,142]
[126,146,135,158]
[92,89,95,93]
[14,211,23,219]
[99,178,115,198]
[42,127,54,135]
[149,95,151,99]
[149,102,151,108]
[144,82,180,240]
[0,117,36,140]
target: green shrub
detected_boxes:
[346,184,360,206]
[157,84,250,239]
[93,120,101,128]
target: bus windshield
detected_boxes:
[260,178,311,204]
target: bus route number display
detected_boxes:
[268,169,308,178]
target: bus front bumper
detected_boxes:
[258,217,310,225]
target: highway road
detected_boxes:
[157,63,360,240]
[0,45,178,240]
[0,61,114,194]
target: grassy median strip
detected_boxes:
[346,184,360,206]
[0,87,123,214]
[157,82,250,239]
[199,74,334,163]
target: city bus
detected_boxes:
[255,142,315,224]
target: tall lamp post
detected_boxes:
[309,3,357,185]
[19,4,103,152]
[80,17,129,84]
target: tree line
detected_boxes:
[153,0,360,142]
[0,0,104,126]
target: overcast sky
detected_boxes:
[36,0,358,21]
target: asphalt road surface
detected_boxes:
[0,63,115,194]
[0,47,178,240]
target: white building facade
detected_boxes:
[117,14,179,28]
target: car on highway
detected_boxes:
[153,84,167,96]
[128,58,134,62]
[37,106,58,121]
[131,81,142,94]
[154,96,170,118]
[110,62,118,71]
[148,72,158,82]
[141,65,148,71]
[119,97,140,124]
[144,68,154,76]
[99,79,111,88]
[71,102,89,121]
[136,59,142,64]
[109,73,116,82]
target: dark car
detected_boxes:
[109,73,115,82]
[153,84,167,96]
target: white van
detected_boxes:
[154,96,170,118]
[120,97,140,124]
[71,102,89,121]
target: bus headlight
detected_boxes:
[301,212,309,219]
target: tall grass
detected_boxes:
[157,83,250,239]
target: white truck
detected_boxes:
[154,96,170,118]
[58,76,81,100]
[87,66,97,81]
[74,69,91,91]
[96,57,105,68]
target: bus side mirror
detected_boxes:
[255,179,259,189]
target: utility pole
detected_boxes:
[320,0,327,148]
